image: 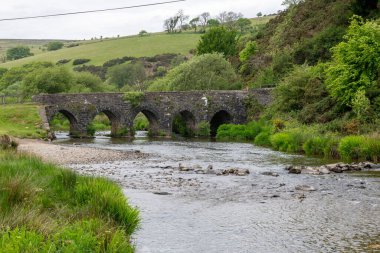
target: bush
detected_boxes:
[216,121,266,141]
[134,113,149,131]
[270,128,311,153]
[303,136,329,156]
[254,131,272,146]
[196,121,210,137]
[56,59,71,65]
[46,41,64,51]
[149,53,241,91]
[123,92,144,107]
[73,59,91,65]
[6,46,33,60]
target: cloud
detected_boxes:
[0,0,283,39]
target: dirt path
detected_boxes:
[17,139,148,165]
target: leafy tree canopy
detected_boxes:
[107,62,146,90]
[196,27,238,57]
[148,53,241,91]
[326,16,380,107]
[22,66,72,96]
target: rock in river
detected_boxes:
[295,185,317,192]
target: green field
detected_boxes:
[0,39,72,62]
[0,104,45,138]
[0,33,201,68]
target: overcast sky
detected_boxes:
[0,0,284,40]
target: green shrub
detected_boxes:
[123,92,144,107]
[195,121,210,137]
[73,59,91,65]
[338,135,366,161]
[86,123,96,136]
[254,131,272,147]
[270,128,311,153]
[134,113,149,131]
[303,136,328,156]
[149,53,241,91]
[46,41,64,51]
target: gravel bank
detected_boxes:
[17,139,148,165]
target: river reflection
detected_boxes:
[55,132,380,253]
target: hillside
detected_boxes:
[0,33,201,68]
[0,39,73,61]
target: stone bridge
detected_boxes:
[32,89,272,138]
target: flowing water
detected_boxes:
[55,132,380,253]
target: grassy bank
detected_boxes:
[0,104,46,139]
[217,120,380,163]
[0,149,139,252]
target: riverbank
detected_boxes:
[17,138,148,165]
[0,148,140,252]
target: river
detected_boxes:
[55,132,380,253]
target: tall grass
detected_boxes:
[216,119,380,162]
[339,135,380,162]
[0,150,139,252]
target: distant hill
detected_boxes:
[0,33,201,68]
[0,16,275,69]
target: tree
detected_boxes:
[257,12,263,17]
[148,53,240,91]
[199,12,210,32]
[107,62,147,90]
[177,10,189,32]
[46,41,64,51]
[164,16,179,33]
[139,30,148,36]
[236,18,251,34]
[6,46,33,60]
[326,17,380,107]
[21,66,72,96]
[196,27,238,57]
[207,19,220,27]
[189,17,200,32]
[216,11,228,24]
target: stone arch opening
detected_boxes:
[210,110,232,137]
[132,109,159,136]
[172,110,196,137]
[89,110,120,137]
[49,110,79,136]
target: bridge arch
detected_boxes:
[210,110,232,137]
[88,109,123,137]
[172,110,196,137]
[131,108,160,136]
[48,109,80,137]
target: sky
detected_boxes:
[0,0,284,40]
